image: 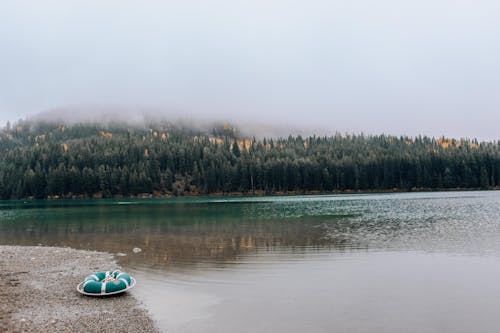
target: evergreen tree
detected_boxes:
[1,120,499,199]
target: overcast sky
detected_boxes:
[1,0,500,139]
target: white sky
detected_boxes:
[1,0,500,139]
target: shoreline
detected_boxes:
[16,186,500,201]
[0,245,158,333]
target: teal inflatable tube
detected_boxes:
[77,270,135,296]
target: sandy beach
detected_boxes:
[0,245,158,332]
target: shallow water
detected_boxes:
[2,191,500,332]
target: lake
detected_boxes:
[2,191,500,332]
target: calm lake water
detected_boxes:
[2,191,500,332]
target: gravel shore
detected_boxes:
[0,245,158,332]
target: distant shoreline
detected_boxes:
[26,186,500,201]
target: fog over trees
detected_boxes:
[0,120,499,200]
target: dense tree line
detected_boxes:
[0,120,499,199]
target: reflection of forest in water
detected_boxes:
[0,201,362,269]
[3,192,500,269]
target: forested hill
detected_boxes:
[0,120,499,199]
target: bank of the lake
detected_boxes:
[0,245,158,333]
[35,186,500,201]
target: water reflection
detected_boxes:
[2,192,500,271]
[0,202,350,270]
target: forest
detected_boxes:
[0,120,499,199]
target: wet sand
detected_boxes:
[0,245,158,332]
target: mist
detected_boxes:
[23,107,325,139]
[1,0,500,140]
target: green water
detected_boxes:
[2,192,500,332]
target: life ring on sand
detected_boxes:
[77,270,136,296]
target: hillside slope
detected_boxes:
[0,120,499,199]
